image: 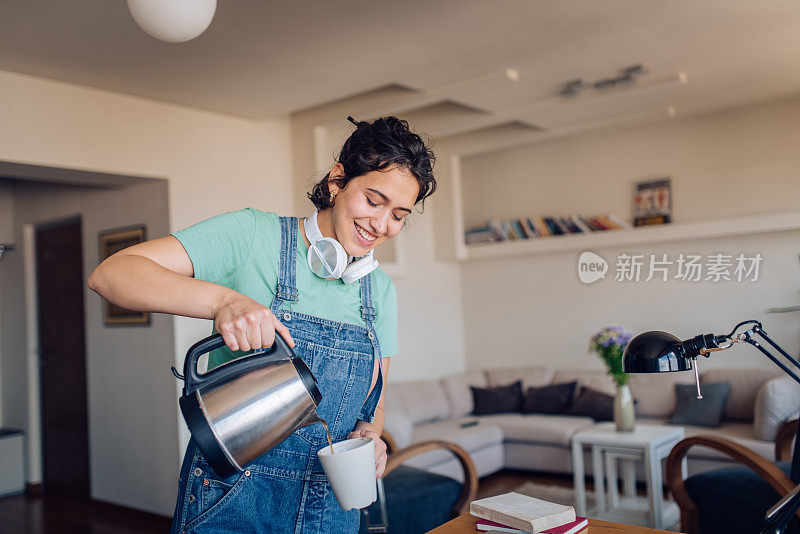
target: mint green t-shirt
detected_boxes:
[172,209,398,368]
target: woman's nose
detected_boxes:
[371,211,390,235]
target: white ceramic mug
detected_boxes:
[317,437,377,510]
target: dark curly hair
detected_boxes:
[308,116,436,211]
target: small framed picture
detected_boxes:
[633,178,672,227]
[98,225,150,326]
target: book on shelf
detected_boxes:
[469,492,576,533]
[542,217,563,236]
[475,516,588,534]
[513,219,529,239]
[487,219,505,241]
[533,217,550,237]
[569,214,592,233]
[607,212,632,229]
[465,214,631,244]
[465,226,495,244]
[501,220,517,240]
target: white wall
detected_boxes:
[0,70,293,514]
[459,96,800,373]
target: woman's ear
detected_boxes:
[327,163,345,195]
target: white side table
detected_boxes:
[570,422,686,529]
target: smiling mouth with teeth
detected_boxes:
[355,223,376,243]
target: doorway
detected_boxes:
[35,217,91,499]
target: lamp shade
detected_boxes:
[127,0,216,43]
[622,331,694,373]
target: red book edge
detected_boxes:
[475,516,589,534]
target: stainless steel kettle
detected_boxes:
[174,332,323,478]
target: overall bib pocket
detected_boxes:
[184,469,250,531]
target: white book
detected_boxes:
[607,213,632,229]
[569,214,592,233]
[469,492,576,533]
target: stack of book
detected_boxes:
[464,214,631,245]
[470,492,589,533]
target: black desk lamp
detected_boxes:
[623,320,800,534]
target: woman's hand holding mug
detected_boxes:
[213,292,295,352]
[347,429,388,478]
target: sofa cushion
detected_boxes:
[565,387,615,421]
[440,370,488,418]
[754,376,800,440]
[411,416,503,464]
[702,368,781,421]
[471,381,523,415]
[681,421,776,462]
[486,366,554,389]
[671,382,732,427]
[391,380,451,425]
[552,370,616,396]
[629,372,696,417]
[383,411,414,450]
[522,382,578,415]
[478,413,595,447]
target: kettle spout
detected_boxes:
[299,409,323,429]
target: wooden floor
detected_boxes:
[0,470,593,533]
[0,493,172,534]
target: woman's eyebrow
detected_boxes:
[367,188,412,213]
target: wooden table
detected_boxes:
[428,513,677,533]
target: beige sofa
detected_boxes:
[383,366,800,482]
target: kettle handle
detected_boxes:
[181,332,296,395]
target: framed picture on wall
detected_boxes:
[98,225,150,326]
[633,177,672,226]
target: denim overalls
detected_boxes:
[170,216,384,534]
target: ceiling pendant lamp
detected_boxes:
[127,0,217,43]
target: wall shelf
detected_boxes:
[460,210,800,262]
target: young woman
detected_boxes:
[88,116,436,533]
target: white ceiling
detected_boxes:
[2,0,800,130]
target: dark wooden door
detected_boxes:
[36,218,91,499]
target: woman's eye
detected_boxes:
[365,196,378,207]
[392,213,403,222]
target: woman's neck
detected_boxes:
[315,209,338,241]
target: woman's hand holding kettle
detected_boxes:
[213,292,295,352]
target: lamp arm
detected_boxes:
[761,483,800,534]
[733,324,800,534]
[738,326,800,387]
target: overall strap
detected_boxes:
[271,216,300,314]
[358,272,384,423]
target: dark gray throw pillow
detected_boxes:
[470,381,523,415]
[522,381,578,415]
[565,386,615,421]
[670,382,732,427]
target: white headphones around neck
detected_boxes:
[304,210,379,284]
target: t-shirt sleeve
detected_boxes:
[171,208,256,287]
[375,275,398,358]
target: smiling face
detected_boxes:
[318,163,419,257]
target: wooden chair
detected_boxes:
[666,419,799,534]
[359,430,478,534]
